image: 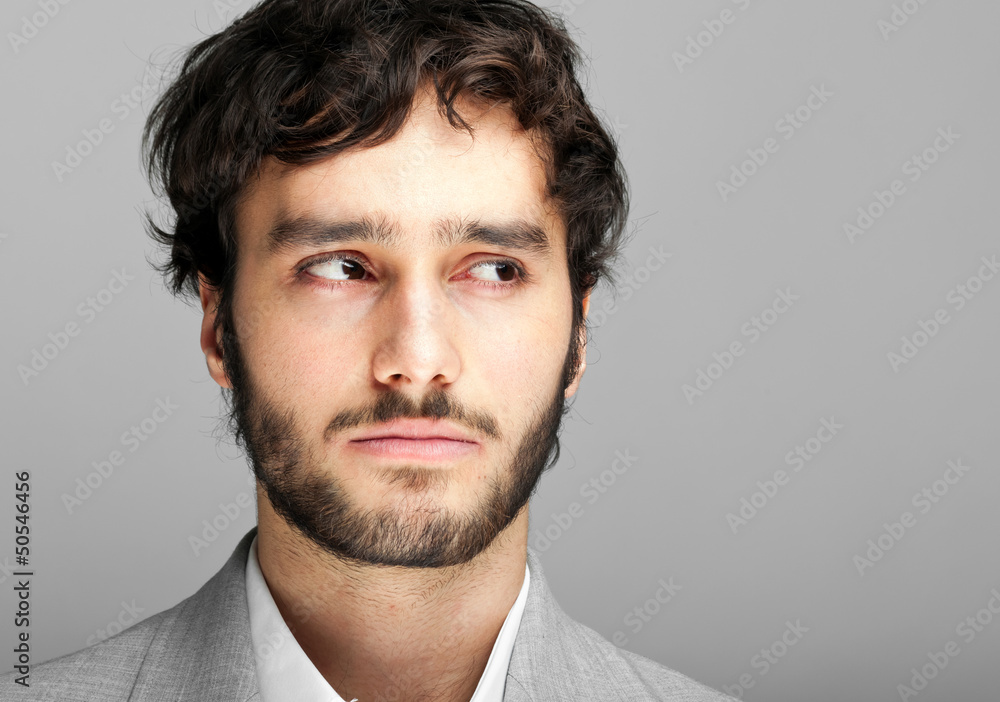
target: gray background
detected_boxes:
[2,0,998,700]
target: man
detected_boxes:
[4,1,734,699]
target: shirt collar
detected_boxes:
[245,534,531,702]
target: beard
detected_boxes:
[217,302,582,569]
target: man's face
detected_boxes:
[200,87,588,568]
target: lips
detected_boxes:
[349,419,477,444]
[348,436,479,461]
[346,419,480,462]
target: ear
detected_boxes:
[198,274,232,389]
[564,292,589,399]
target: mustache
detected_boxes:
[323,387,501,444]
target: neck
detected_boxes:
[254,489,529,702]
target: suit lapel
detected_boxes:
[121,530,614,701]
[504,548,643,701]
[503,547,573,702]
[128,527,261,701]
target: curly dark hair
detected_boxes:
[141,0,630,384]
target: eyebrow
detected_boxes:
[265,214,553,258]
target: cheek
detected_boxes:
[472,303,571,413]
[237,297,363,410]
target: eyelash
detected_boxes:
[295,253,530,291]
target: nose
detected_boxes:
[371,278,461,390]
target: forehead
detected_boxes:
[233,89,565,255]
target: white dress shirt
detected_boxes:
[245,534,530,702]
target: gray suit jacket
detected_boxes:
[2,527,734,701]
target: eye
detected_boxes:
[467,259,521,284]
[303,255,369,281]
[296,253,529,291]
